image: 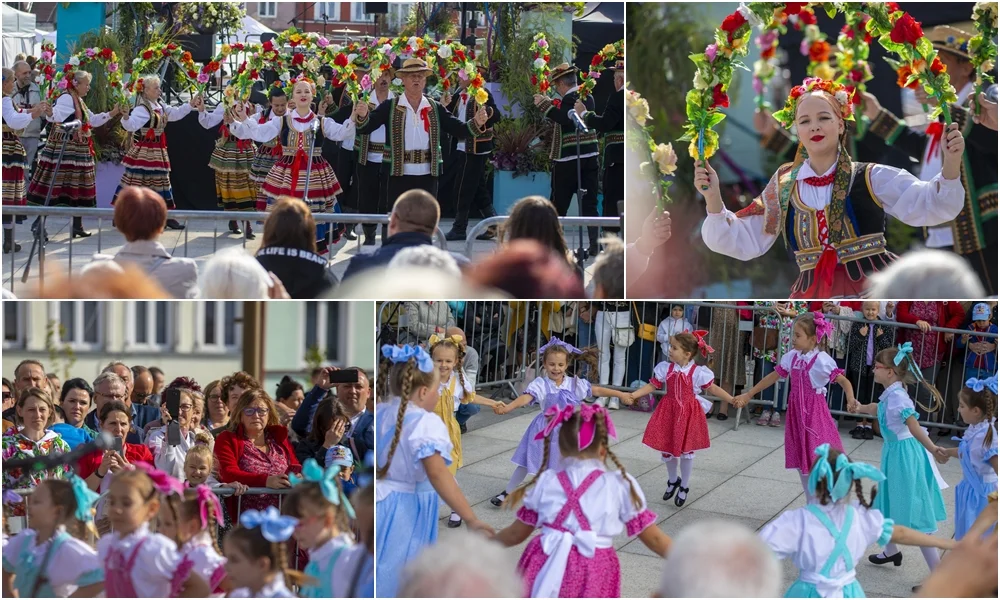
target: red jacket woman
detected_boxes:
[896,302,965,368]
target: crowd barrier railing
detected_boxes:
[464,216,621,257]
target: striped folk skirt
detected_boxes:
[208,135,256,212]
[112,133,175,208]
[2,131,27,206]
[26,127,96,208]
[249,141,281,199]
[259,154,344,253]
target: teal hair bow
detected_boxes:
[68,473,100,522]
[239,506,298,543]
[894,342,925,381]
[289,458,356,519]
[381,344,434,373]
[808,444,885,501]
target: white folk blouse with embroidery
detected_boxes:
[120,102,193,131]
[230,111,355,144]
[395,94,432,176]
[2,97,33,129]
[46,94,112,127]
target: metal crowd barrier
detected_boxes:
[2,205,448,293]
[464,216,621,256]
[378,301,995,434]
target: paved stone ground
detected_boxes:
[438,397,964,598]
[1,216,600,295]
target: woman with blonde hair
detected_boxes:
[2,67,48,253]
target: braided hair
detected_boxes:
[960,384,997,450]
[162,487,224,556]
[38,479,93,542]
[375,356,439,479]
[874,348,943,414]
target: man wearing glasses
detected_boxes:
[131,366,158,408]
[84,369,158,443]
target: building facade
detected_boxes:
[247,1,487,39]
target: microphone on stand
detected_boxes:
[61,119,83,131]
[568,109,589,132]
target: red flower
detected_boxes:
[334,53,348,68]
[442,79,451,90]
[530,74,538,86]
[930,56,947,76]
[167,43,178,50]
[842,24,855,39]
[161,49,170,57]
[262,40,274,52]
[471,74,484,88]
[540,80,550,92]
[889,13,923,46]
[544,55,550,63]
[798,10,817,25]
[380,64,391,72]
[886,2,900,13]
[292,53,305,66]
[142,50,153,60]
[720,11,748,42]
[101,47,113,60]
[438,66,446,77]
[809,40,830,63]
[250,70,259,79]
[591,54,602,67]
[849,69,865,82]
[761,46,776,60]
[784,2,807,15]
[552,99,561,109]
[845,86,862,104]
[187,70,198,79]
[455,49,466,62]
[533,52,539,60]
[711,83,730,109]
[63,64,73,73]
[896,64,920,89]
[790,85,805,100]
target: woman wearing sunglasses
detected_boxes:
[213,388,301,521]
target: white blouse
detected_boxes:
[878,382,949,489]
[198,102,260,129]
[231,110,355,144]
[229,572,297,598]
[2,96,33,129]
[366,90,395,161]
[776,348,841,393]
[374,398,453,498]
[46,93,111,127]
[395,93,432,176]
[517,457,656,598]
[308,533,356,594]
[2,527,102,597]
[524,375,592,405]
[701,159,965,261]
[96,523,180,598]
[177,531,227,593]
[120,101,192,131]
[439,370,475,413]
[329,544,372,597]
[651,360,715,390]
[760,502,893,598]
[146,426,197,481]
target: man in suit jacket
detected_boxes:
[291,366,374,466]
[575,60,624,234]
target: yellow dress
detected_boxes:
[432,374,464,475]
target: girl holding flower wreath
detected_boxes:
[695,77,967,299]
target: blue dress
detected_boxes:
[873,383,946,533]
[510,376,591,473]
[954,419,998,539]
[375,398,453,599]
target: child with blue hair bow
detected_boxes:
[760,444,956,598]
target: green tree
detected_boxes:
[44,320,77,381]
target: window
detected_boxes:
[2,302,25,350]
[49,302,103,350]
[464,10,486,27]
[304,302,344,365]
[314,2,339,20]
[195,302,242,353]
[351,2,374,22]
[386,2,414,32]
[125,302,174,351]
[258,2,277,18]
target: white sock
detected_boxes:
[505,466,530,495]
[800,473,815,504]
[679,457,694,488]
[882,542,900,557]
[664,456,679,482]
[449,511,461,521]
[920,546,941,570]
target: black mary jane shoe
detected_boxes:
[165,218,186,231]
[868,551,902,566]
[447,513,463,528]
[71,228,92,239]
[490,491,508,507]
[344,226,358,241]
[674,486,690,507]
[716,413,729,421]
[662,478,681,501]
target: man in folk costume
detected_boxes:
[861,24,998,295]
[440,65,502,241]
[352,58,490,215]
[575,59,625,235]
[535,62,601,255]
[343,64,396,245]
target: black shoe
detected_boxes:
[460,422,468,434]
[674,486,689,507]
[165,218,185,230]
[447,513,462,528]
[716,413,729,421]
[863,428,874,440]
[344,226,358,241]
[445,228,467,242]
[662,478,681,501]
[245,228,256,241]
[587,242,600,257]
[868,551,902,566]
[3,239,20,254]
[490,492,508,507]
[363,236,376,246]
[71,228,92,239]
[229,220,242,235]
[15,215,25,224]
[476,227,497,241]
[849,425,862,436]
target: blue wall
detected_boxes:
[57,2,106,60]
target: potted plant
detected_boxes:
[490,115,552,214]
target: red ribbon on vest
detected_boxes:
[144,127,168,148]
[925,121,944,159]
[270,142,283,157]
[419,106,431,133]
[806,208,838,297]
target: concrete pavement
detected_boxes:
[438,400,964,598]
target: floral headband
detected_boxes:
[381,344,434,373]
[808,443,885,501]
[239,506,298,543]
[772,77,855,129]
[966,376,998,395]
[539,336,583,356]
[289,458,356,519]
[533,404,618,451]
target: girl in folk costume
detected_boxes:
[735,313,857,497]
[198,94,259,239]
[761,444,957,598]
[231,76,359,254]
[1,475,104,597]
[427,334,504,528]
[157,484,230,596]
[27,70,121,239]
[2,67,47,254]
[491,338,631,509]
[936,376,998,540]
[494,406,672,598]
[696,77,967,298]
[283,458,356,597]
[628,331,734,507]
[247,86,289,200]
[96,465,210,598]
[225,507,302,598]
[113,74,198,230]
[855,345,948,571]
[375,345,492,598]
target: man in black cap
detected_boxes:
[575,59,624,235]
[535,62,600,255]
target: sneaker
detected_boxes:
[768,411,782,427]
[608,397,620,410]
[756,409,772,426]
[595,397,608,408]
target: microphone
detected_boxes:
[568,109,589,132]
[1,431,115,472]
[61,119,83,130]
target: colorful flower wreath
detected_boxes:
[49,47,126,105]
[530,33,552,94]
[626,88,675,210]
[772,76,855,129]
[833,6,874,108]
[34,42,58,100]
[579,40,623,100]
[970,2,998,115]
[129,42,200,99]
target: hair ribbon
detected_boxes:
[135,462,185,497]
[691,330,714,357]
[289,458,356,519]
[578,404,618,451]
[68,473,100,522]
[533,405,575,441]
[239,506,298,543]
[381,344,434,373]
[193,484,224,531]
[808,443,885,501]
[812,312,834,342]
[538,336,583,355]
[966,376,998,395]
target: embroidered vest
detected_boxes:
[546,91,599,160]
[138,99,166,136]
[385,96,443,177]
[356,95,391,166]
[279,115,323,158]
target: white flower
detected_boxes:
[804,24,822,42]
[347,53,358,65]
[627,95,650,126]
[392,78,402,86]
[652,142,678,176]
[68,56,80,66]
[738,3,764,29]
[331,44,343,53]
[307,57,321,72]
[408,36,419,49]
[693,70,713,90]
[35,74,44,84]
[983,59,996,72]
[533,57,547,70]
[437,45,452,59]
[382,44,392,54]
[279,71,291,82]
[753,59,774,79]
[835,90,849,105]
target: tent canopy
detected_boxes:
[2,3,36,34]
[221,15,275,44]
[3,4,36,65]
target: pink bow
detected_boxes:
[533,405,576,441]
[692,330,714,357]
[135,462,184,497]
[195,484,224,531]
[813,311,834,342]
[578,404,618,451]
